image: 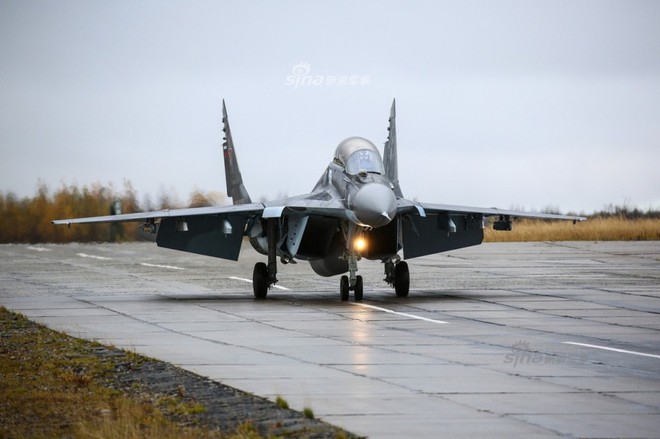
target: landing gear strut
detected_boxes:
[384,256,409,297]
[340,251,363,302]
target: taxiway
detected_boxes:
[1,241,659,437]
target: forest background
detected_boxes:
[1,181,658,244]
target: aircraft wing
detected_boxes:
[52,188,362,261]
[52,203,264,225]
[53,203,265,261]
[417,202,586,222]
[396,200,586,259]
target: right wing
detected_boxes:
[53,100,265,261]
[52,190,358,262]
[51,204,264,226]
[53,204,265,261]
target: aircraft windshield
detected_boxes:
[345,149,384,175]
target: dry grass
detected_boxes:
[0,307,260,439]
[484,217,660,242]
[74,397,224,439]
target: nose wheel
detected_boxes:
[340,246,364,302]
[354,276,363,301]
[340,275,363,302]
[340,276,349,301]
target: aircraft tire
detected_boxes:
[340,275,349,301]
[394,261,410,297]
[253,262,269,299]
[354,275,364,302]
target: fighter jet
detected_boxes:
[53,100,585,301]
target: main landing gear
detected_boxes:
[252,219,278,300]
[255,256,410,301]
[252,218,411,301]
[384,256,410,297]
[338,253,410,302]
[252,262,270,299]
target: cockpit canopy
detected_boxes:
[334,137,384,175]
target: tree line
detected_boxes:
[0,182,223,243]
[1,182,657,244]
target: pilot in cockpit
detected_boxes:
[345,149,384,175]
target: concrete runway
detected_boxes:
[1,241,659,438]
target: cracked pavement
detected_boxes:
[1,241,659,438]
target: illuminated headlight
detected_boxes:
[353,237,367,253]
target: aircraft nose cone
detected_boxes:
[353,183,397,228]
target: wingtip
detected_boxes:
[390,98,396,116]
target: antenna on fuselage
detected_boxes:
[222,100,252,205]
[383,98,403,198]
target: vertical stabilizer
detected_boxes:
[383,99,403,198]
[222,100,252,205]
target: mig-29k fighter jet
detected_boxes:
[54,100,585,301]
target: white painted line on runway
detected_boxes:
[77,253,111,260]
[228,276,291,291]
[563,342,660,359]
[27,246,51,252]
[140,262,185,270]
[352,302,448,324]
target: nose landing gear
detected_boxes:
[340,274,363,302]
[340,250,364,302]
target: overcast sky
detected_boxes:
[1,0,659,214]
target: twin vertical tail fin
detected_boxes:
[383,99,403,198]
[222,100,252,205]
[223,99,399,204]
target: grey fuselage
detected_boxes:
[249,137,400,277]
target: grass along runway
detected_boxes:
[485,217,660,242]
[0,307,355,439]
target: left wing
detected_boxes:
[397,200,586,259]
[381,101,586,258]
[419,202,586,222]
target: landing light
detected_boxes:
[353,237,367,252]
